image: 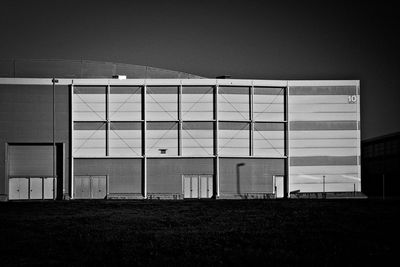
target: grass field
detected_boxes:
[1,199,399,266]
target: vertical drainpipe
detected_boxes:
[285,82,290,198]
[214,82,220,198]
[143,83,147,198]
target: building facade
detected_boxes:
[0,61,361,200]
[362,132,400,198]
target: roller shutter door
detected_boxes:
[9,145,54,177]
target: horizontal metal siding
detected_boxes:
[147,158,213,194]
[74,158,142,194]
[289,85,361,193]
[219,158,284,195]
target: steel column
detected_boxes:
[106,85,110,156]
[214,84,220,198]
[143,85,147,198]
[178,84,182,156]
[70,83,74,199]
[250,86,254,156]
[284,84,290,198]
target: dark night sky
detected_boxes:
[1,0,399,140]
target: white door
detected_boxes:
[30,178,43,199]
[207,176,213,198]
[9,178,20,200]
[183,175,213,199]
[74,176,91,199]
[199,175,213,198]
[91,176,107,199]
[9,178,29,200]
[43,177,55,199]
[191,176,199,198]
[183,175,191,198]
[275,175,284,198]
[200,176,208,198]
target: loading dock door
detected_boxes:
[183,175,213,199]
[74,176,107,199]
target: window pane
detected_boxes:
[219,122,249,156]
[254,123,285,157]
[109,87,141,121]
[253,87,284,121]
[147,87,178,120]
[146,122,178,156]
[73,87,106,121]
[182,122,214,156]
[74,122,106,156]
[109,122,142,156]
[219,87,249,120]
[182,87,213,120]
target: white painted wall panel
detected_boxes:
[74,129,106,156]
[109,93,141,121]
[109,130,141,156]
[73,94,105,121]
[290,112,357,121]
[290,148,357,157]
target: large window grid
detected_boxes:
[73,85,287,158]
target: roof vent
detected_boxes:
[112,75,127,80]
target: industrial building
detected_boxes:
[362,132,400,198]
[0,60,361,200]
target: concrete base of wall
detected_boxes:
[107,193,144,200]
[0,194,8,201]
[219,193,276,199]
[147,193,184,200]
[290,191,368,199]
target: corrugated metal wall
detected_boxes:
[74,158,142,194]
[219,158,284,196]
[147,158,213,194]
[0,84,69,196]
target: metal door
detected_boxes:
[207,176,213,198]
[43,177,55,199]
[183,175,191,198]
[9,178,29,200]
[191,176,199,198]
[91,176,107,199]
[274,175,284,198]
[74,176,91,199]
[200,176,208,198]
[30,178,43,199]
[183,175,213,199]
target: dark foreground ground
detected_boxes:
[1,199,399,266]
